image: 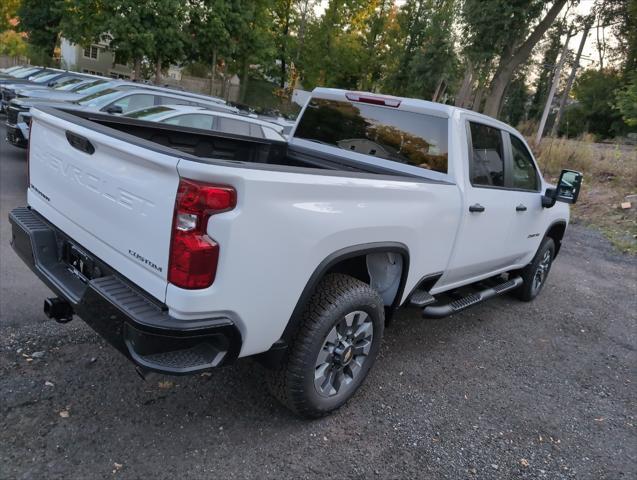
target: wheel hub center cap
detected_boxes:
[335,344,354,366]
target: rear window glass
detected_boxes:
[294,98,448,173]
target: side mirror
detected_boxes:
[47,81,56,87]
[104,105,123,114]
[542,169,583,208]
[556,169,583,204]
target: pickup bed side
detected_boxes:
[21,107,462,358]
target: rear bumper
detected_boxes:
[9,206,242,375]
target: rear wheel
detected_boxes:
[515,237,555,301]
[267,273,384,418]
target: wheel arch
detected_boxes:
[545,220,567,257]
[264,242,409,363]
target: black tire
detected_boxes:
[515,237,556,301]
[267,273,384,418]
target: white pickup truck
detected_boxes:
[9,88,582,417]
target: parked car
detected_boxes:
[6,87,238,147]
[124,104,286,139]
[8,88,582,417]
[0,66,44,80]
[1,71,94,111]
[13,76,104,100]
[0,67,52,88]
[0,65,29,75]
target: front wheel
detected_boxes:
[515,237,556,301]
[267,273,384,418]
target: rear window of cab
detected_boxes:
[294,98,448,174]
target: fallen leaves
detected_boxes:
[158,381,174,389]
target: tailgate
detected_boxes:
[27,108,180,302]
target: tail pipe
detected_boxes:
[44,297,74,323]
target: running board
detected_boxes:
[422,276,523,319]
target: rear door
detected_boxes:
[27,108,180,301]
[439,121,521,287]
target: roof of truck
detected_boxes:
[311,87,517,134]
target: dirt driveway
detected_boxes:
[1,127,636,479]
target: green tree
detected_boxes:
[460,0,568,117]
[500,71,530,126]
[186,0,231,93]
[569,69,627,138]
[405,0,458,102]
[0,30,28,57]
[1,0,21,31]
[383,0,434,95]
[615,72,637,127]
[17,0,63,61]
[61,0,186,81]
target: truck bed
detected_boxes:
[47,107,416,176]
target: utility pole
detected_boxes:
[551,19,593,137]
[535,26,574,146]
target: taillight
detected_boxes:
[168,178,236,289]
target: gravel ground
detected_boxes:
[1,124,636,479]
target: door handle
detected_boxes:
[469,203,485,213]
[516,204,527,212]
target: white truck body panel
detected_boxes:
[24,87,570,359]
[28,109,179,301]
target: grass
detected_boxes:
[532,137,637,254]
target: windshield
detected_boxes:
[53,78,84,90]
[29,70,55,80]
[76,88,122,107]
[14,68,42,79]
[32,72,61,83]
[73,79,110,95]
[125,105,175,120]
[2,66,24,74]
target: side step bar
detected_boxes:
[422,276,523,319]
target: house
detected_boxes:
[60,37,132,79]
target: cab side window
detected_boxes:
[510,135,539,191]
[469,122,505,187]
[108,94,155,113]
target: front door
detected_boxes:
[505,133,546,264]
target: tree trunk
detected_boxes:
[239,61,249,103]
[280,0,291,88]
[472,85,485,112]
[210,49,217,96]
[455,61,474,107]
[551,20,592,137]
[432,78,444,102]
[133,58,141,81]
[596,17,604,69]
[483,0,568,118]
[296,0,310,63]
[155,58,162,84]
[535,27,573,146]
